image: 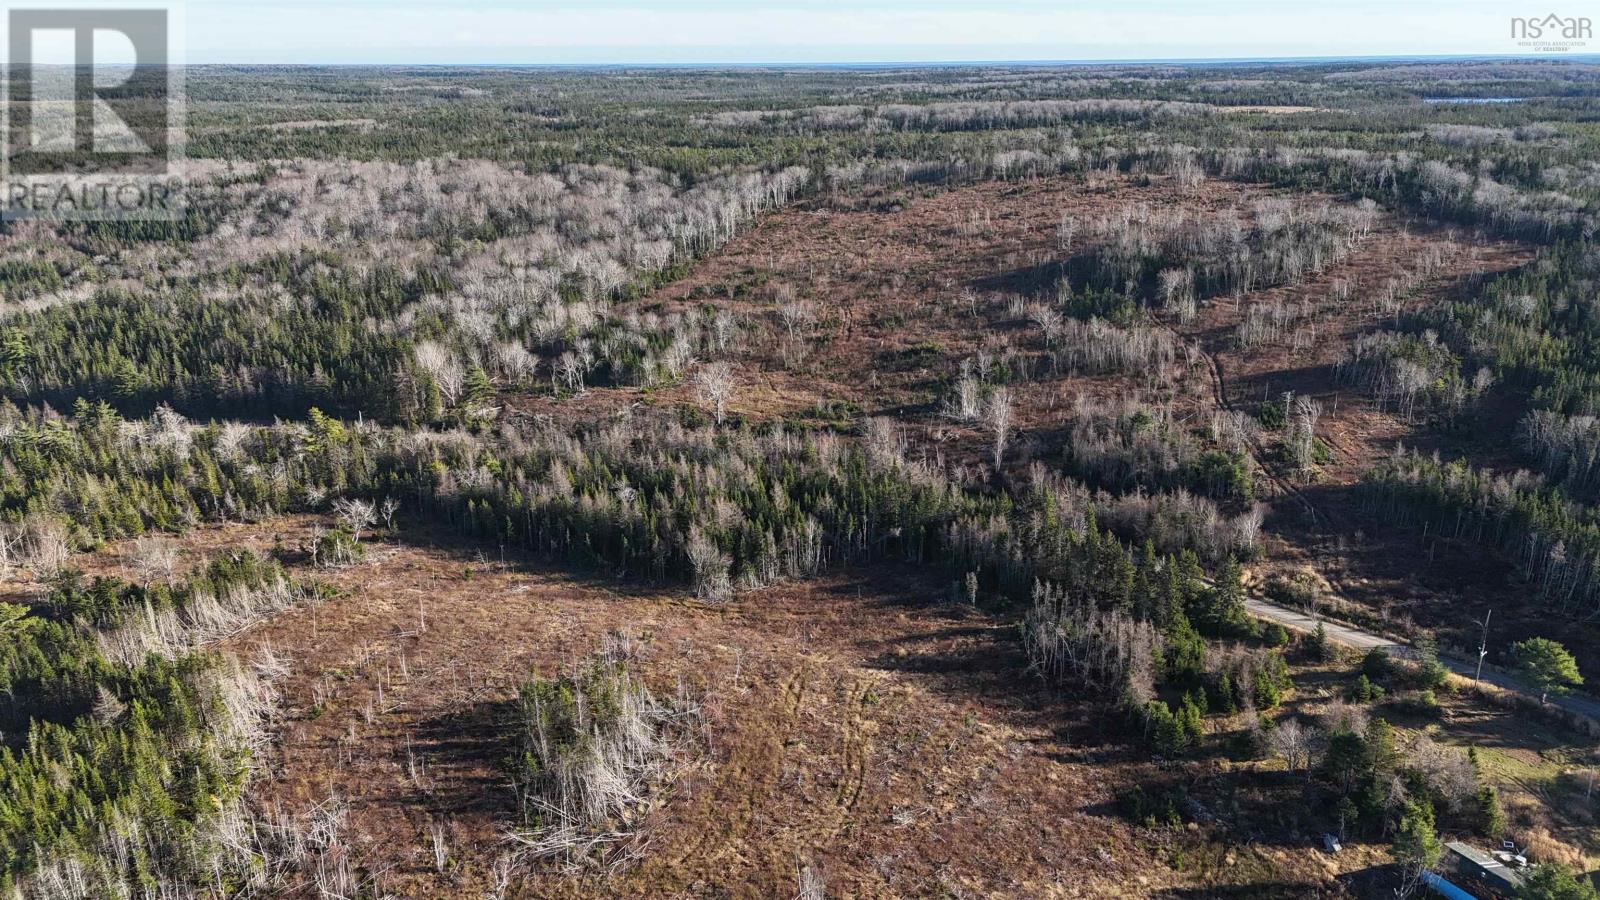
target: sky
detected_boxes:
[155,0,1600,64]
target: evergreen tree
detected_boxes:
[1516,863,1600,900]
[1511,638,1584,704]
[1192,555,1252,637]
[1391,800,1443,890]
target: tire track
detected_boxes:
[1159,314,1325,528]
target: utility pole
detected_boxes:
[1474,609,1492,685]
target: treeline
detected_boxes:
[405,419,973,598]
[0,161,813,423]
[1072,198,1378,308]
[700,98,1214,133]
[1020,547,1274,758]
[0,400,377,549]
[1059,397,1254,501]
[1361,449,1600,615]
[0,257,427,421]
[1359,242,1600,499]
[1025,556,1505,845]
[1044,316,1181,377]
[1429,242,1600,418]
[386,417,1262,599]
[1518,409,1600,500]
[1206,146,1596,243]
[0,554,286,895]
[0,395,1265,606]
[1337,329,1489,422]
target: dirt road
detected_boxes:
[1245,597,1600,725]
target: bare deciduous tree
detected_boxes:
[862,417,905,471]
[796,863,826,900]
[710,311,738,351]
[1410,736,1477,813]
[379,497,400,531]
[0,529,19,581]
[1056,213,1077,253]
[556,351,587,394]
[333,497,377,543]
[1158,266,1197,322]
[1051,318,1179,377]
[685,528,732,602]
[1024,582,1162,704]
[1269,718,1319,774]
[943,373,982,422]
[985,388,1015,470]
[694,361,737,425]
[429,822,449,874]
[19,515,71,581]
[1028,305,1065,347]
[1286,394,1324,475]
[777,300,815,339]
[129,535,180,586]
[1319,698,1370,736]
[414,341,464,405]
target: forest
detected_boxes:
[0,58,1598,899]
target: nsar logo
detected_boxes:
[1510,13,1592,50]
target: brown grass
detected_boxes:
[142,519,1253,898]
[513,170,1557,670]
[40,172,1591,897]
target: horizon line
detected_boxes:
[173,52,1600,69]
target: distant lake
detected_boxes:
[1422,97,1528,103]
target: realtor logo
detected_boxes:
[1,6,185,220]
[1511,13,1592,51]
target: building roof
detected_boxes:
[1445,842,1526,893]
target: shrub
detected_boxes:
[1144,698,1201,756]
[1253,653,1293,710]
[1413,636,1451,691]
[1362,646,1391,680]
[1347,674,1386,703]
[1117,785,1185,828]
[507,646,694,862]
[1396,689,1441,718]
[313,527,365,568]
[1516,862,1600,900]
[1263,570,1325,608]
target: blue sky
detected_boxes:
[177,0,1581,64]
